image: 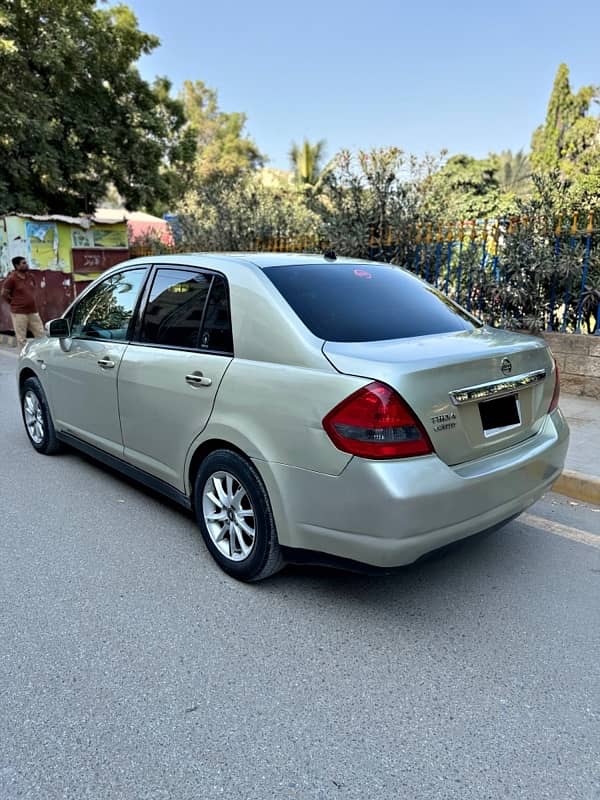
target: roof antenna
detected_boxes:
[323,249,337,261]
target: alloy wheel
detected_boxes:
[23,390,44,445]
[202,471,256,562]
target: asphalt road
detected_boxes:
[0,347,598,800]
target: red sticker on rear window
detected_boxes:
[353,269,372,279]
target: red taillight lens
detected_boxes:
[323,381,434,459]
[549,359,560,413]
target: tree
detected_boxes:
[288,138,328,188]
[493,149,532,198]
[180,80,264,182]
[177,172,321,251]
[0,1,195,215]
[531,63,600,208]
[318,147,441,260]
[421,154,513,220]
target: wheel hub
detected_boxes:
[202,470,256,562]
[23,390,44,445]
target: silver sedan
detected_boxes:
[17,253,568,580]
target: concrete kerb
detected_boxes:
[552,470,600,506]
[0,341,598,506]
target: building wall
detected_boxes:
[0,215,129,332]
[543,333,600,400]
[0,216,128,278]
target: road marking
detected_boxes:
[520,513,600,550]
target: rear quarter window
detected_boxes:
[263,263,480,342]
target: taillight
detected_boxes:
[548,359,560,413]
[323,381,433,459]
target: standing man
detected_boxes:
[0,257,45,352]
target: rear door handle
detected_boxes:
[97,358,116,369]
[185,371,212,387]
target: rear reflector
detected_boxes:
[323,381,433,459]
[548,359,560,413]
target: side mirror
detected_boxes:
[48,318,70,338]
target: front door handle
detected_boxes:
[97,358,116,369]
[185,371,212,387]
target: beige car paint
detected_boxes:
[43,337,128,458]
[118,345,233,489]
[19,253,569,569]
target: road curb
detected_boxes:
[553,469,600,506]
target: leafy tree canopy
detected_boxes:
[531,63,600,208]
[421,154,515,220]
[180,80,264,182]
[0,1,195,215]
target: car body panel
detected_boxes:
[17,252,570,572]
[184,360,363,490]
[323,326,555,465]
[254,409,569,563]
[42,336,127,457]
[118,345,233,489]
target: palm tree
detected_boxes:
[288,139,327,188]
[494,149,532,197]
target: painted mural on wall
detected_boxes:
[0,214,129,332]
[72,227,128,249]
[25,221,60,269]
[0,215,128,278]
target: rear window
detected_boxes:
[263,263,480,342]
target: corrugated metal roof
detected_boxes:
[10,212,128,228]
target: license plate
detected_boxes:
[479,394,521,437]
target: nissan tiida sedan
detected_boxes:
[18,253,568,580]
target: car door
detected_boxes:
[117,266,234,490]
[44,267,148,457]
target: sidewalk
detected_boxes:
[0,341,598,504]
[554,394,600,504]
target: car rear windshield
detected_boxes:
[263,263,481,342]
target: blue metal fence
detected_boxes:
[365,214,600,334]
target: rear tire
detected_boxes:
[193,449,284,581]
[20,376,63,455]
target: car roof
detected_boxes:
[125,252,377,271]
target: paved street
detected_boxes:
[0,347,598,800]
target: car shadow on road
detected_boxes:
[45,442,544,619]
[257,523,537,618]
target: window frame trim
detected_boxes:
[66,266,151,343]
[131,263,234,357]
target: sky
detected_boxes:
[119,0,600,171]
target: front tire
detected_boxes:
[21,376,63,455]
[193,449,284,581]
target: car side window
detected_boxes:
[140,269,212,349]
[200,276,233,354]
[70,269,147,340]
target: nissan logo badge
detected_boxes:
[501,358,512,376]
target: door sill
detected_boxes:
[57,431,192,510]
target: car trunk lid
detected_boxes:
[322,327,555,466]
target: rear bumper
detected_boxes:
[255,410,569,568]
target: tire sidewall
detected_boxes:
[194,450,276,580]
[21,377,55,454]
